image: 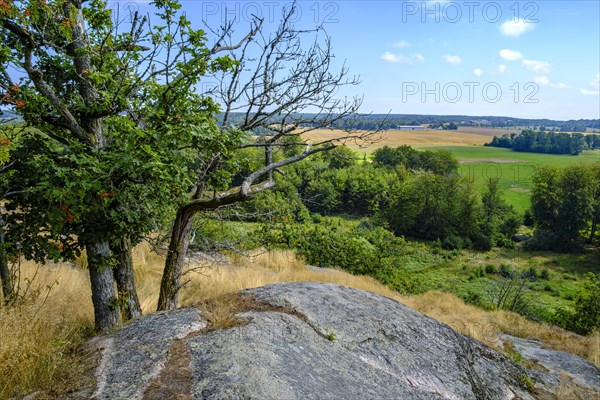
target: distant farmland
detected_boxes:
[303,128,491,149]
[431,146,600,213]
[456,126,521,137]
[302,128,600,213]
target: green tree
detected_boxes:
[528,164,597,251]
[1,0,236,330]
[0,125,16,303]
[479,177,520,248]
[146,4,368,311]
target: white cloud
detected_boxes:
[534,76,568,89]
[523,59,551,74]
[382,52,401,63]
[592,73,600,87]
[499,49,523,61]
[412,53,425,63]
[443,55,461,64]
[381,52,424,65]
[393,40,411,48]
[498,64,507,73]
[581,88,600,96]
[473,68,483,77]
[499,19,536,37]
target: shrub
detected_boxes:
[485,264,498,274]
[442,235,464,250]
[473,233,494,251]
[552,273,600,335]
[524,267,539,279]
[498,264,512,278]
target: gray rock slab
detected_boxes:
[78,282,600,400]
[499,334,600,393]
[89,307,205,400]
[185,283,536,399]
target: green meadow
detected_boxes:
[429,146,600,213]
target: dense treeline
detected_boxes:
[240,145,520,250]
[6,109,599,132]
[526,164,600,252]
[215,113,600,134]
[486,130,600,154]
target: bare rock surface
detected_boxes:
[75,282,600,399]
[499,334,600,394]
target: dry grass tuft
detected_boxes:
[0,260,93,398]
[402,291,600,368]
[2,246,598,398]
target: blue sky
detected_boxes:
[141,1,600,120]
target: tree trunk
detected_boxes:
[87,241,120,331]
[112,236,142,321]
[157,207,195,311]
[0,215,13,305]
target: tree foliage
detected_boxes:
[486,130,599,155]
[1,0,241,329]
[527,164,599,252]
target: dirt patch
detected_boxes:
[143,339,192,400]
[197,293,333,341]
[459,158,524,164]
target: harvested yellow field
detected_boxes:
[457,126,520,137]
[302,129,491,151]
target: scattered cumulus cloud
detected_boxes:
[443,55,461,64]
[523,59,551,74]
[412,54,425,63]
[499,19,536,37]
[499,49,523,61]
[382,52,401,63]
[381,52,425,65]
[580,75,600,95]
[393,40,411,48]
[473,68,483,77]
[580,89,599,96]
[498,64,507,73]
[534,76,568,88]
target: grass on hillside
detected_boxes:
[1,246,599,398]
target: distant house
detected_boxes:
[397,125,425,131]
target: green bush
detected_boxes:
[485,264,498,274]
[552,273,600,335]
[442,235,465,250]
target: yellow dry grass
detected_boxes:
[0,261,93,398]
[302,128,491,151]
[1,246,598,398]
[456,126,521,137]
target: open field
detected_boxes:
[303,128,492,149]
[457,126,521,137]
[304,128,599,213]
[430,146,600,213]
